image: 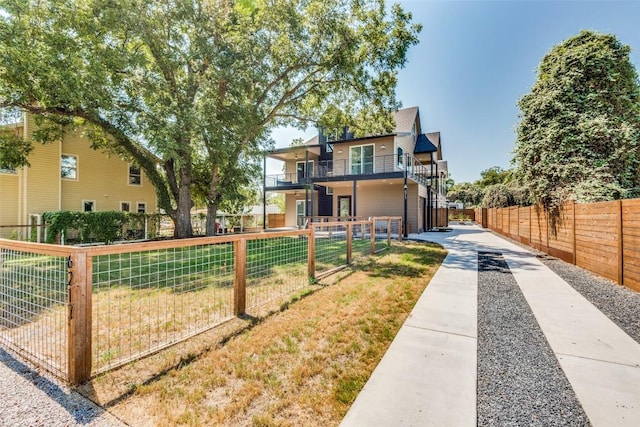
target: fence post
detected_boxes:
[572,202,577,265]
[234,238,247,315]
[398,218,403,242]
[387,219,391,246]
[370,219,376,254]
[67,250,92,385]
[618,200,624,285]
[308,228,316,280]
[346,223,352,265]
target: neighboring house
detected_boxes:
[0,113,157,239]
[263,106,448,234]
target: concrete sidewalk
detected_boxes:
[341,224,640,427]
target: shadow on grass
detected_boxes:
[90,285,323,410]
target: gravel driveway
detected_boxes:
[0,348,125,427]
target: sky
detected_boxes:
[269,0,640,184]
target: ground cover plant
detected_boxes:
[81,241,446,426]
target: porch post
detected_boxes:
[403,153,408,238]
[262,156,267,230]
[352,179,357,217]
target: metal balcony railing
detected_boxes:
[265,154,439,189]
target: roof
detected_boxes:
[393,106,419,134]
[414,133,438,154]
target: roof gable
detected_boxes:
[393,106,419,134]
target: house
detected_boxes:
[0,113,157,239]
[263,107,448,234]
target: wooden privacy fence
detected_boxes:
[0,217,401,385]
[475,199,640,292]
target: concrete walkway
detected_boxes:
[341,224,640,427]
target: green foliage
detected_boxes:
[447,182,485,208]
[0,0,421,238]
[481,184,514,208]
[43,211,130,244]
[476,166,513,188]
[514,30,640,211]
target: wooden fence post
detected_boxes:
[67,251,92,385]
[308,228,316,280]
[370,219,376,254]
[234,239,247,316]
[398,218,403,242]
[572,201,577,265]
[346,223,352,264]
[618,200,624,285]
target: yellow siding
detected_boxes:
[0,173,19,238]
[25,140,62,215]
[60,128,157,212]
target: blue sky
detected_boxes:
[270,0,640,184]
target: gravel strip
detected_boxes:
[0,348,126,427]
[477,252,590,426]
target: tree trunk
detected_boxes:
[173,165,194,238]
[205,163,221,236]
[205,202,218,236]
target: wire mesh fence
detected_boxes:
[90,240,236,374]
[245,235,309,310]
[0,218,401,383]
[0,246,69,380]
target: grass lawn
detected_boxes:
[81,240,446,426]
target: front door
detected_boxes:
[338,196,351,218]
[296,200,306,227]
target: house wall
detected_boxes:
[284,192,318,227]
[331,136,395,175]
[0,114,158,239]
[59,128,156,213]
[330,182,422,233]
[0,173,19,238]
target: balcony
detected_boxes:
[265,153,437,189]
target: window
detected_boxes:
[349,144,374,175]
[296,160,314,182]
[0,164,16,174]
[129,164,141,185]
[137,202,146,213]
[83,200,95,212]
[296,200,305,227]
[325,187,333,196]
[61,154,78,179]
[120,202,131,212]
[397,146,404,169]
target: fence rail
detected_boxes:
[475,200,640,293]
[0,217,401,384]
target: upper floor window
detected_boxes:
[350,144,374,175]
[137,202,146,213]
[61,154,78,179]
[120,202,131,212]
[397,146,404,169]
[129,164,141,185]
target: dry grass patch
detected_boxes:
[83,241,446,426]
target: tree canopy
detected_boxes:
[0,0,421,237]
[514,30,640,211]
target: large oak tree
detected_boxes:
[0,0,420,237]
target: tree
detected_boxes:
[0,0,421,237]
[447,182,485,208]
[514,30,640,211]
[476,166,512,188]
[481,184,513,208]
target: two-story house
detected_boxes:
[263,107,448,234]
[0,113,157,239]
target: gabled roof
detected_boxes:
[414,133,438,154]
[393,106,419,134]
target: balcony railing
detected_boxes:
[266,154,438,188]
